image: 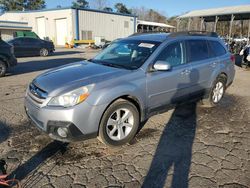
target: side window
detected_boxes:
[187,40,209,62]
[156,41,185,67]
[209,40,227,57]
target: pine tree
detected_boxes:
[72,0,89,9]
[0,0,46,11]
[26,0,46,10]
[114,3,131,14]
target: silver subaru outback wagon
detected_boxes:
[24,32,235,147]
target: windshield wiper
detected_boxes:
[99,62,129,69]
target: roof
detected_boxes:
[4,6,136,18]
[127,33,170,42]
[0,20,32,30]
[137,20,175,28]
[179,5,250,21]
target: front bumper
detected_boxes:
[24,96,106,142]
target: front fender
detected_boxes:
[86,83,147,114]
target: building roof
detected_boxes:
[0,20,32,30]
[179,5,250,21]
[4,6,136,18]
[137,20,175,28]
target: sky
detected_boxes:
[45,0,250,17]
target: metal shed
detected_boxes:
[178,5,250,41]
[137,20,175,33]
[0,7,137,46]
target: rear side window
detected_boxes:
[208,40,227,57]
[187,40,209,62]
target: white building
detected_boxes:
[0,7,137,46]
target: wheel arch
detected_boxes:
[0,55,10,68]
[97,94,145,135]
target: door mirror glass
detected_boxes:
[153,61,171,71]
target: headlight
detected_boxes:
[47,85,93,108]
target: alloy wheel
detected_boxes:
[212,82,224,103]
[106,108,134,141]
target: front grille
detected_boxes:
[28,83,48,105]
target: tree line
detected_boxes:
[0,0,169,24]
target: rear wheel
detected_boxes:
[98,99,139,147]
[0,60,7,77]
[202,75,226,107]
[40,48,49,57]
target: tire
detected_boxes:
[98,99,140,147]
[40,48,49,57]
[202,75,227,108]
[0,60,7,77]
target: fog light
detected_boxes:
[57,127,68,138]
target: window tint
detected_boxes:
[156,41,184,67]
[209,40,227,57]
[187,40,209,62]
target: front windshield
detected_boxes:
[92,40,160,70]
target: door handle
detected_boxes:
[181,69,191,75]
[211,62,217,67]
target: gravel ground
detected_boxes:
[0,49,249,188]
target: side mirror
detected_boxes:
[153,61,172,71]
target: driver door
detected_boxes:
[146,40,192,112]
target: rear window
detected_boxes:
[208,40,227,57]
[187,40,210,62]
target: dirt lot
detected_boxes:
[0,49,249,188]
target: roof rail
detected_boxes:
[169,31,218,38]
[129,31,169,37]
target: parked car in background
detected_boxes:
[0,38,17,77]
[24,32,235,147]
[7,37,55,57]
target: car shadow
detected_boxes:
[7,141,68,186]
[142,69,203,188]
[142,102,197,188]
[8,57,85,76]
[0,121,11,143]
[53,50,84,56]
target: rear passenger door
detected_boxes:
[147,40,192,111]
[186,39,217,96]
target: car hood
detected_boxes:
[32,61,128,96]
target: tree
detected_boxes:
[103,7,113,12]
[0,0,45,11]
[72,0,89,9]
[91,0,107,10]
[26,0,45,10]
[0,0,25,11]
[115,3,131,14]
[131,6,167,23]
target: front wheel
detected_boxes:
[40,48,49,57]
[98,99,139,147]
[202,76,226,108]
[0,61,7,77]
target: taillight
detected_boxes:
[230,54,235,63]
